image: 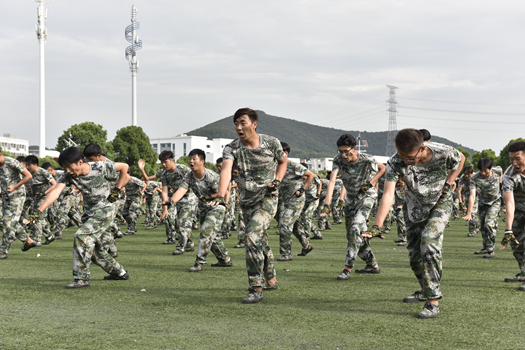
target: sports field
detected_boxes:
[0,216,523,349]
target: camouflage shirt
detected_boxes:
[458,174,475,198]
[0,156,26,196]
[145,181,160,195]
[181,168,219,211]
[385,142,462,223]
[320,179,329,197]
[332,152,378,202]
[470,166,502,206]
[305,174,321,201]
[58,161,116,214]
[222,134,286,206]
[30,167,55,196]
[161,164,195,201]
[125,176,145,197]
[280,161,308,201]
[155,169,164,179]
[502,165,525,212]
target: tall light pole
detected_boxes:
[125,5,142,126]
[35,0,49,157]
[385,85,398,157]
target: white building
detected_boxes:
[0,134,29,157]
[150,134,234,163]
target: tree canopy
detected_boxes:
[471,149,498,170]
[113,126,157,178]
[56,122,115,159]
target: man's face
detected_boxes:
[27,163,39,173]
[161,158,175,171]
[216,162,223,173]
[510,150,525,174]
[465,173,473,180]
[397,146,424,165]
[337,146,357,163]
[189,155,204,171]
[479,168,492,179]
[234,115,257,140]
[64,161,84,177]
[45,167,56,177]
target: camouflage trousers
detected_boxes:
[395,207,407,241]
[344,196,378,268]
[220,196,236,235]
[237,205,246,241]
[56,195,82,234]
[405,194,452,300]
[316,194,331,230]
[116,198,125,222]
[452,195,459,219]
[0,193,29,254]
[478,202,500,252]
[195,206,230,264]
[164,199,194,250]
[331,196,342,224]
[278,194,308,257]
[467,196,480,234]
[123,195,143,231]
[301,198,319,239]
[510,210,525,276]
[47,200,60,228]
[29,196,53,243]
[242,195,278,287]
[144,194,160,225]
[73,206,125,281]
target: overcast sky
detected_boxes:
[2,1,525,155]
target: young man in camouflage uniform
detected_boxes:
[215,108,288,304]
[122,172,146,235]
[276,142,315,261]
[312,176,329,239]
[458,166,479,237]
[24,155,57,245]
[370,129,464,319]
[500,141,525,289]
[299,163,322,241]
[158,151,195,252]
[33,147,130,288]
[322,134,385,280]
[143,180,161,229]
[463,159,502,258]
[0,152,38,259]
[169,149,232,272]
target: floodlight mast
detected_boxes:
[35,0,49,157]
[125,5,142,126]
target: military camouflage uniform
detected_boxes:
[180,169,230,265]
[221,179,237,237]
[144,181,160,226]
[316,178,330,232]
[223,134,285,287]
[58,161,126,281]
[502,165,525,277]
[28,168,55,243]
[394,184,407,242]
[278,161,308,258]
[470,166,502,253]
[452,180,460,219]
[0,157,30,254]
[299,174,321,239]
[55,186,82,236]
[161,164,195,250]
[333,153,379,269]
[235,192,246,242]
[330,178,344,224]
[386,142,462,299]
[122,176,145,233]
[459,174,479,235]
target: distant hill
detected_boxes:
[187,110,477,160]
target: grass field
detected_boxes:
[0,215,523,350]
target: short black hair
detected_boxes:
[280,142,290,154]
[395,129,424,154]
[59,147,85,167]
[25,155,39,166]
[477,158,493,171]
[16,156,26,162]
[232,164,239,171]
[509,141,525,153]
[83,143,103,158]
[159,150,174,161]
[336,134,356,148]
[463,166,474,175]
[419,129,431,142]
[188,149,206,161]
[216,157,223,164]
[42,162,53,170]
[233,108,258,123]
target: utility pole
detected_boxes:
[35,0,49,157]
[125,5,142,126]
[386,85,398,157]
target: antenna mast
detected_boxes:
[385,85,398,157]
[35,0,49,157]
[125,5,142,126]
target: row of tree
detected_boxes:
[456,137,525,172]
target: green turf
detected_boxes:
[0,215,523,349]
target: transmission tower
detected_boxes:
[385,85,398,157]
[35,0,49,157]
[125,5,142,126]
